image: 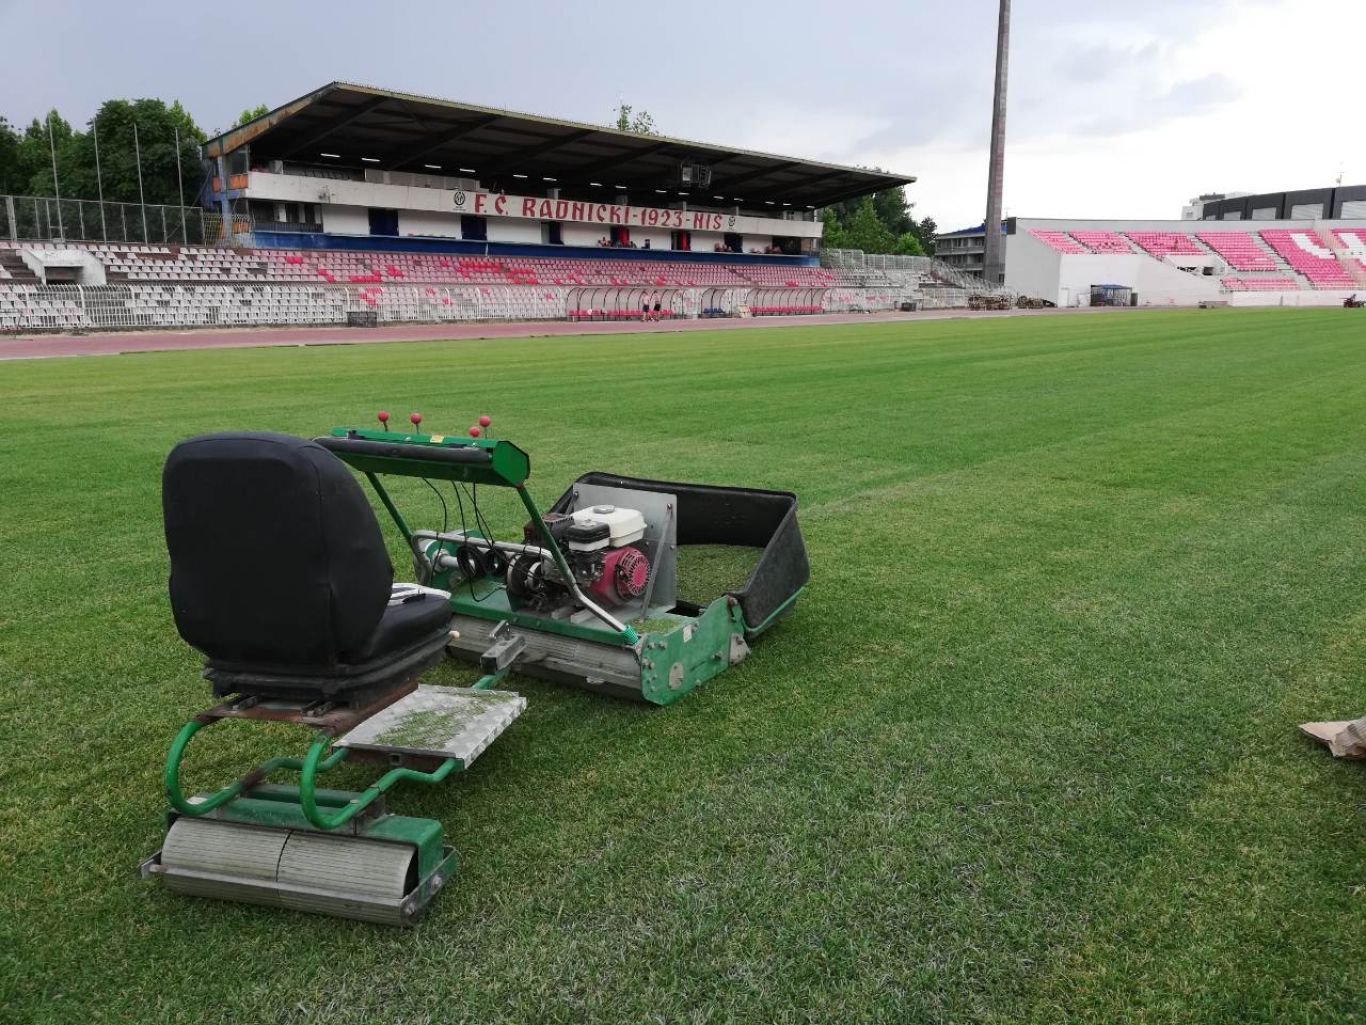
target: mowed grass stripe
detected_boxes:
[3,309,1366,1023]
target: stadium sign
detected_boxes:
[458,192,729,232]
[241,171,821,238]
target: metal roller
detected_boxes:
[277,831,416,925]
[157,817,418,926]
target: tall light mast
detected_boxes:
[982,0,1010,285]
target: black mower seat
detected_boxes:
[162,432,451,705]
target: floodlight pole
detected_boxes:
[982,0,1010,286]
[174,126,188,243]
[93,118,108,240]
[47,111,64,239]
[133,122,149,242]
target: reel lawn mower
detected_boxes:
[141,414,808,925]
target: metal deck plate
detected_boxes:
[334,685,526,767]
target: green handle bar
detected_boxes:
[166,665,512,827]
[163,718,349,818]
[298,734,459,830]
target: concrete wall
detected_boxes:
[562,223,605,247]
[397,210,462,238]
[1227,290,1360,307]
[1003,231,1061,302]
[493,219,543,244]
[322,204,369,234]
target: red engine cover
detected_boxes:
[588,546,650,604]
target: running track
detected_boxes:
[0,306,1132,361]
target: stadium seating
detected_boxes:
[1125,232,1204,259]
[1220,277,1298,292]
[1069,231,1135,255]
[1196,232,1279,272]
[1332,229,1366,273]
[1027,230,1087,254]
[0,241,871,291]
[1259,230,1355,288]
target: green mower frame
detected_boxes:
[143,422,808,924]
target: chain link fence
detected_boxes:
[820,249,932,274]
[0,195,235,246]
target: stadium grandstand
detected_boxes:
[1003,218,1366,307]
[1,82,975,334]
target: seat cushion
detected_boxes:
[202,590,452,706]
[164,432,393,666]
[343,593,452,663]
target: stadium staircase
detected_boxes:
[0,250,39,284]
[1316,227,1366,288]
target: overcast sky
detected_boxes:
[1,0,1362,229]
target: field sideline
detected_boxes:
[4,309,1366,1023]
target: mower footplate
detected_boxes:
[334,685,526,766]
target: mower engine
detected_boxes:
[510,504,650,608]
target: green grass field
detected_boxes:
[5,309,1366,1023]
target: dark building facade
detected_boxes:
[1194,185,1366,221]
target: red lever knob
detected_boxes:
[409,412,422,427]
[478,415,491,428]
[377,410,390,423]
[468,426,482,438]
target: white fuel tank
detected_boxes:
[570,504,646,547]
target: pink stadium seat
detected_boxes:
[1196,232,1278,272]
[1220,277,1298,292]
[1027,230,1086,254]
[1069,231,1135,255]
[1125,232,1204,259]
[1260,230,1354,288]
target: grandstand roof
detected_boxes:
[203,82,914,208]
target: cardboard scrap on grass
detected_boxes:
[1300,717,1366,759]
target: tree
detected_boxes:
[235,105,269,127]
[0,98,205,205]
[892,231,925,257]
[872,186,913,237]
[68,99,205,206]
[822,177,939,256]
[15,112,78,197]
[844,195,896,255]
[613,102,656,135]
[0,117,19,195]
[914,216,937,256]
[821,208,849,250]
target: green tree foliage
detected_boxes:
[613,103,656,135]
[824,174,939,256]
[0,118,20,194]
[821,208,849,250]
[844,196,895,254]
[0,99,205,205]
[235,105,269,127]
[892,231,925,257]
[14,113,77,197]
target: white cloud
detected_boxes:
[826,0,1366,228]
